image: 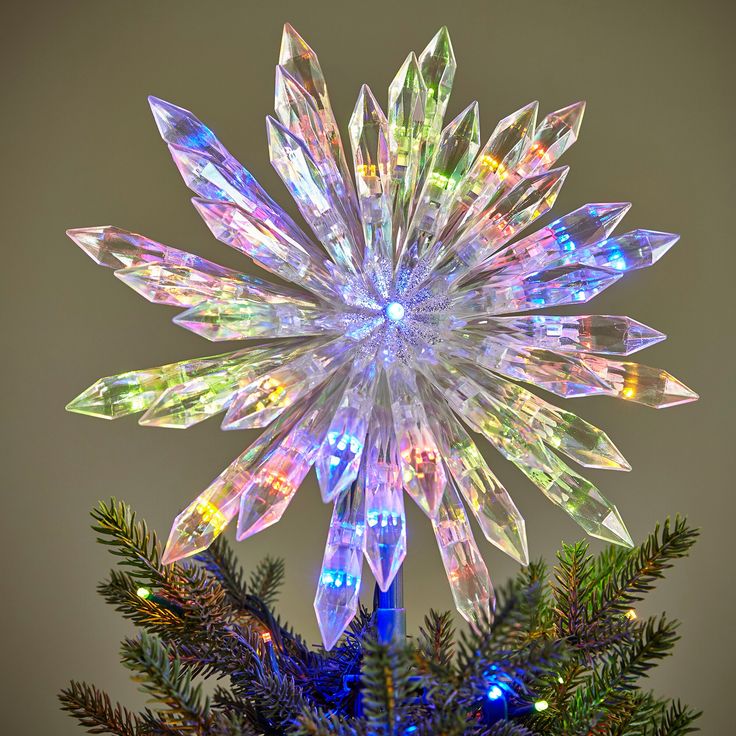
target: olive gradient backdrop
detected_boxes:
[2,0,733,732]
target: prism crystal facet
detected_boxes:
[67,24,697,648]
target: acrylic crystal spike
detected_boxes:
[67,24,697,649]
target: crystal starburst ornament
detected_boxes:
[67,24,697,648]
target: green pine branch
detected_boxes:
[195,535,249,607]
[552,542,594,641]
[562,615,681,733]
[91,499,167,584]
[59,681,140,736]
[590,517,698,622]
[120,633,212,731]
[361,635,417,735]
[417,609,456,672]
[293,706,366,735]
[648,700,702,736]
[248,556,286,608]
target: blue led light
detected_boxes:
[487,685,504,701]
[606,246,627,270]
[386,302,405,321]
[320,569,356,589]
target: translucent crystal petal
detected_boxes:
[364,477,407,592]
[161,483,242,565]
[349,85,393,296]
[571,356,699,408]
[314,481,365,650]
[534,403,630,470]
[441,101,538,241]
[387,364,447,518]
[470,315,665,356]
[469,337,612,397]
[235,445,305,538]
[161,391,315,563]
[275,66,362,247]
[173,299,336,341]
[513,447,633,547]
[455,263,622,316]
[517,101,586,178]
[67,367,171,420]
[424,388,528,564]
[315,361,377,502]
[388,52,427,244]
[397,101,481,278]
[140,341,312,429]
[443,167,570,277]
[267,116,360,274]
[448,360,629,471]
[66,348,267,420]
[362,401,407,591]
[416,27,456,176]
[148,95,230,156]
[275,65,328,159]
[237,376,348,539]
[115,262,311,309]
[432,480,494,625]
[485,202,631,276]
[67,226,237,276]
[148,96,310,247]
[549,229,680,273]
[278,24,357,214]
[430,361,549,470]
[222,339,348,429]
[141,377,240,429]
[115,263,237,308]
[190,198,338,299]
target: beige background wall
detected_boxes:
[2,1,733,732]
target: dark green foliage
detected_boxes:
[248,557,286,608]
[417,609,456,671]
[60,681,140,736]
[59,501,702,735]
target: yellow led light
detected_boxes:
[253,378,287,413]
[195,499,228,535]
[625,608,637,620]
[622,386,636,398]
[261,630,273,644]
[356,163,378,177]
[479,154,500,172]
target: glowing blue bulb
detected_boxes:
[386,302,405,321]
[487,685,504,701]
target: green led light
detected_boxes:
[136,586,151,599]
[534,700,549,712]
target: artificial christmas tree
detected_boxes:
[60,501,700,734]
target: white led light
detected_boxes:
[386,302,405,321]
